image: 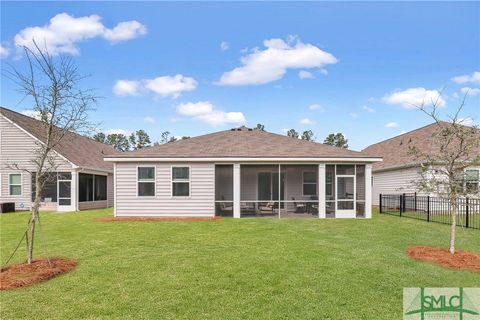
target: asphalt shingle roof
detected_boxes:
[107,126,379,159]
[362,121,480,172]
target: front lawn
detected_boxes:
[1,209,479,319]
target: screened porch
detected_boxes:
[215,164,368,218]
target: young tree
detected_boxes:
[5,41,96,264]
[160,131,171,144]
[286,129,299,139]
[129,130,151,150]
[93,132,106,143]
[301,130,315,141]
[254,123,265,131]
[324,133,348,148]
[410,96,480,254]
[106,133,130,152]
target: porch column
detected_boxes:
[71,171,79,211]
[318,164,326,218]
[233,163,241,218]
[365,164,372,219]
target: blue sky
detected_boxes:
[1,1,479,150]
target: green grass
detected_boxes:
[1,209,479,320]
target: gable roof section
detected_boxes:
[362,121,480,172]
[1,107,116,172]
[105,126,380,160]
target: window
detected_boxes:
[31,172,57,202]
[94,175,107,201]
[303,171,317,196]
[465,169,479,194]
[138,167,155,197]
[9,174,22,196]
[79,173,108,201]
[172,167,189,197]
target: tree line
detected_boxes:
[95,123,349,152]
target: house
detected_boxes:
[104,126,382,218]
[362,122,480,205]
[0,107,116,212]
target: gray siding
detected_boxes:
[0,115,73,210]
[115,162,215,216]
[372,167,420,205]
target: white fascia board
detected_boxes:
[104,157,383,163]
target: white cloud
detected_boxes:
[105,128,131,136]
[385,122,399,128]
[319,68,328,75]
[457,118,475,126]
[382,87,446,109]
[362,105,375,113]
[298,70,314,79]
[217,36,337,85]
[144,116,155,124]
[398,130,407,135]
[176,101,246,126]
[451,71,480,84]
[220,41,229,51]
[21,110,41,119]
[300,118,316,125]
[144,74,197,98]
[14,13,146,55]
[308,103,325,111]
[113,80,141,96]
[460,87,480,96]
[0,45,10,58]
[350,113,359,119]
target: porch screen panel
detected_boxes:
[215,165,233,217]
[356,165,366,217]
[282,165,318,216]
[325,165,336,217]
[31,172,58,202]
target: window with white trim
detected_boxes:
[302,171,317,196]
[172,167,190,197]
[465,169,479,194]
[138,167,155,197]
[9,173,22,196]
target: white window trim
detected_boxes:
[137,166,156,198]
[9,173,23,196]
[171,165,191,198]
[302,171,317,197]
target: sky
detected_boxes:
[1,1,479,150]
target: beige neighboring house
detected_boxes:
[105,126,382,219]
[0,107,116,212]
[363,122,480,205]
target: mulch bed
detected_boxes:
[0,258,77,290]
[407,246,480,273]
[96,216,224,222]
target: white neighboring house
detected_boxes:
[105,126,382,219]
[0,107,116,212]
[363,122,480,205]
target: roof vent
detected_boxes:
[248,128,253,131]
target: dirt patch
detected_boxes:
[407,246,480,273]
[96,216,224,222]
[0,258,77,290]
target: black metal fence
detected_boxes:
[379,193,480,230]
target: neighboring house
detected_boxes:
[0,107,116,211]
[104,126,382,219]
[363,122,480,205]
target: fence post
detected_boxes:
[379,194,383,214]
[414,192,417,212]
[427,196,430,222]
[399,194,403,217]
[465,197,469,229]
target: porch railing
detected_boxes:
[379,193,480,230]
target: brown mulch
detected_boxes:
[96,216,224,222]
[0,258,77,290]
[407,246,480,273]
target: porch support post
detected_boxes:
[233,163,241,218]
[365,164,372,219]
[318,164,326,218]
[71,170,79,212]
